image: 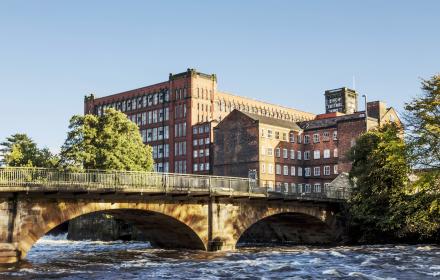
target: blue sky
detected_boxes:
[0,1,439,152]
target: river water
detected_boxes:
[1,235,439,279]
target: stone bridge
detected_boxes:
[0,168,349,264]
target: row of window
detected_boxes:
[304,149,338,160]
[261,164,338,176]
[261,129,338,143]
[193,149,210,158]
[174,122,187,137]
[154,162,169,173]
[128,108,170,127]
[193,163,210,172]
[174,160,187,173]
[262,147,338,160]
[264,181,331,193]
[215,100,306,122]
[304,165,338,176]
[193,124,210,135]
[141,126,170,143]
[174,141,187,156]
[304,131,338,144]
[193,138,210,146]
[152,144,169,159]
[96,90,170,116]
[196,88,212,100]
[175,103,187,119]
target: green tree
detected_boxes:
[404,74,440,169]
[348,123,410,242]
[59,108,153,171]
[403,74,440,240]
[0,133,57,167]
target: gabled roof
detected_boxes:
[239,110,302,130]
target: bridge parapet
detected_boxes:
[0,167,350,201]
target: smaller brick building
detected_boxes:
[213,101,400,194]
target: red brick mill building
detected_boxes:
[84,68,401,193]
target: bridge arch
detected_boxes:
[16,200,209,258]
[213,202,339,249]
[236,212,336,246]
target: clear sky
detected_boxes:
[0,1,439,152]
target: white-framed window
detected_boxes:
[261,128,265,137]
[199,163,204,171]
[268,164,274,174]
[314,166,320,176]
[324,165,331,175]
[313,133,320,143]
[298,167,303,176]
[291,166,296,176]
[324,149,330,159]
[289,132,295,143]
[333,131,338,140]
[304,151,310,160]
[304,135,310,144]
[205,149,209,156]
[334,148,338,158]
[193,150,198,158]
[283,165,289,176]
[267,129,273,139]
[313,150,320,159]
[205,163,210,170]
[290,149,295,160]
[283,148,288,159]
[314,183,321,193]
[276,148,281,158]
[199,138,204,145]
[205,137,210,144]
[323,131,330,141]
[276,164,282,175]
[193,139,198,146]
[199,149,204,157]
[193,164,198,171]
[297,151,302,160]
[297,134,302,143]
[305,167,311,177]
[275,131,280,140]
[261,163,266,173]
[334,165,338,174]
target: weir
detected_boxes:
[0,167,349,264]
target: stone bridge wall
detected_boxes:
[0,193,345,264]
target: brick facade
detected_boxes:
[213,109,400,194]
[83,68,315,174]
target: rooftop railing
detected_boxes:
[0,167,349,201]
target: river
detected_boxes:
[0,234,439,279]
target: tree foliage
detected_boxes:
[0,134,58,168]
[404,75,440,169]
[348,123,410,241]
[59,108,153,172]
[348,75,440,243]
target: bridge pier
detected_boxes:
[0,243,19,264]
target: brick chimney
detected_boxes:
[367,101,387,120]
